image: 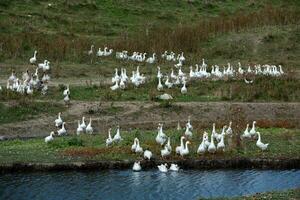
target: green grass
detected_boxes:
[1,76,296,102]
[0,101,65,124]
[199,188,300,200]
[0,128,298,164]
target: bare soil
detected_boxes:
[0,101,299,139]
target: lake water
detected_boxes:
[0,169,299,200]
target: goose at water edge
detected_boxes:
[57,122,67,136]
[85,118,93,134]
[134,138,143,153]
[161,145,171,158]
[166,137,172,151]
[106,128,113,147]
[158,163,168,173]
[217,133,225,152]
[132,161,142,171]
[256,132,269,151]
[76,120,83,135]
[197,132,208,154]
[45,131,55,143]
[176,136,185,154]
[180,141,191,157]
[208,133,216,153]
[144,150,153,160]
[169,163,179,171]
[131,138,137,152]
[55,112,63,127]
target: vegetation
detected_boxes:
[0,101,64,124]
[0,128,298,164]
[200,188,300,200]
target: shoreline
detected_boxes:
[1,158,299,173]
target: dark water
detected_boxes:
[0,169,299,200]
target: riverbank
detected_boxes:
[201,188,300,200]
[0,128,299,172]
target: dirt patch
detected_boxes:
[0,101,299,139]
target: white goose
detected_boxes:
[180,141,191,157]
[180,82,187,94]
[241,124,251,139]
[88,45,94,55]
[226,121,233,136]
[250,121,257,137]
[106,128,113,146]
[187,116,193,130]
[144,150,153,160]
[158,163,168,173]
[176,136,185,154]
[177,121,181,131]
[63,85,70,96]
[85,118,93,134]
[131,138,137,152]
[80,117,86,130]
[55,112,63,127]
[166,137,172,152]
[110,80,119,91]
[169,163,179,171]
[113,126,122,143]
[157,77,163,91]
[57,122,67,136]
[197,132,208,154]
[217,134,225,151]
[30,50,37,64]
[64,94,70,105]
[135,138,143,153]
[184,124,192,138]
[76,120,83,135]
[161,145,171,158]
[208,133,216,153]
[256,132,269,151]
[45,131,54,143]
[132,161,142,171]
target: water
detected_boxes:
[0,169,299,200]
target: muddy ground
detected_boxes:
[0,101,299,139]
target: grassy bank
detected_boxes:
[200,188,300,200]
[0,101,65,125]
[0,128,298,164]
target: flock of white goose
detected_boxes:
[2,51,50,95]
[45,114,269,173]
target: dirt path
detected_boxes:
[0,101,299,139]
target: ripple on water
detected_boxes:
[0,170,300,200]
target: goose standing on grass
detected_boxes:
[250,121,257,137]
[86,118,93,134]
[169,163,179,171]
[80,117,86,131]
[166,137,172,152]
[131,138,137,152]
[30,50,37,64]
[184,124,192,138]
[181,82,187,94]
[45,131,55,143]
[176,136,185,154]
[217,134,225,151]
[197,132,208,154]
[132,161,142,171]
[241,124,251,139]
[158,163,168,173]
[256,132,269,151]
[180,141,191,157]
[226,121,233,136]
[187,116,193,130]
[113,126,122,143]
[106,128,113,146]
[161,145,171,158]
[88,45,94,55]
[63,85,70,96]
[110,80,119,91]
[135,138,143,153]
[55,112,63,127]
[144,150,153,160]
[208,133,216,153]
[76,120,83,135]
[157,77,163,91]
[57,122,67,136]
